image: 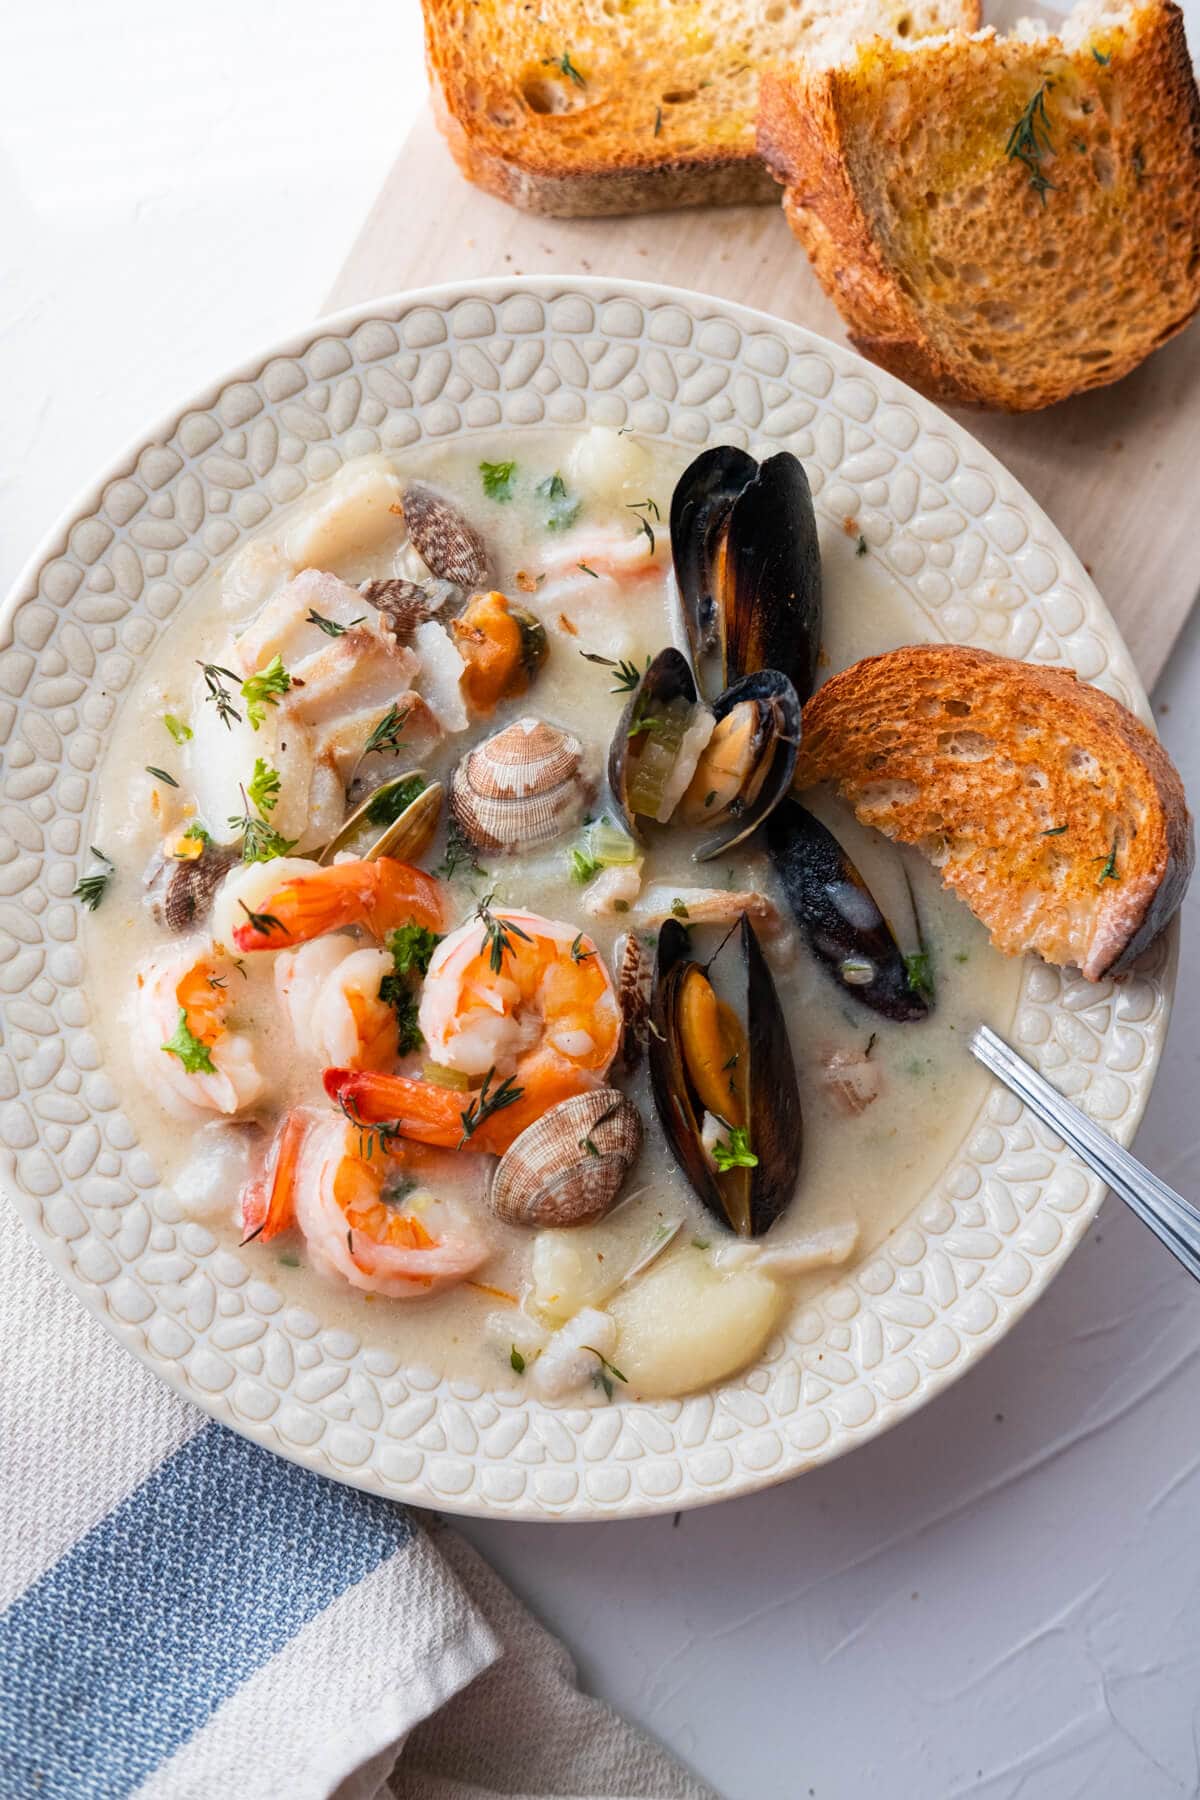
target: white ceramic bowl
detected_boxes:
[0,277,1174,1520]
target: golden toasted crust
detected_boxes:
[423,0,981,218]
[793,646,1192,979]
[758,1,1200,409]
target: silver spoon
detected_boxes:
[970,1025,1200,1282]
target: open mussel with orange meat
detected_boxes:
[767,799,932,1022]
[608,648,801,861]
[649,914,802,1238]
[670,447,823,705]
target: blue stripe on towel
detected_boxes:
[0,1421,412,1800]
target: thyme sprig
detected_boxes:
[337,1090,404,1160]
[476,893,532,974]
[197,662,242,729]
[237,898,287,939]
[579,650,648,692]
[584,1347,628,1401]
[1006,80,1057,203]
[458,1066,525,1147]
[306,608,365,637]
[363,702,412,758]
[73,846,114,912]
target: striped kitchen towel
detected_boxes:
[0,1201,714,1800]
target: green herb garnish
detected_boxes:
[161,1006,216,1075]
[476,895,532,974]
[437,815,488,883]
[855,534,868,557]
[73,846,114,912]
[578,562,599,579]
[580,1135,600,1158]
[579,650,648,693]
[197,662,242,729]
[458,1066,525,1147]
[536,471,581,532]
[1042,824,1069,836]
[306,608,365,637]
[670,898,690,920]
[163,714,192,744]
[241,655,291,730]
[712,1125,758,1173]
[1092,45,1111,64]
[570,848,602,885]
[631,514,656,555]
[365,774,426,829]
[1094,836,1120,884]
[691,1237,711,1251]
[544,49,585,87]
[386,922,442,979]
[363,702,411,758]
[584,1347,627,1401]
[1006,81,1057,203]
[480,459,518,502]
[237,898,287,938]
[570,932,594,964]
[654,105,663,136]
[182,821,212,846]
[510,1345,526,1374]
[145,766,179,788]
[904,950,934,1000]
[247,757,281,816]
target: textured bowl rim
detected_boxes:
[0,274,1175,1522]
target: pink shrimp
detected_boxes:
[325,909,620,1156]
[232,856,447,952]
[132,940,264,1122]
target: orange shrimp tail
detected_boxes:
[233,858,447,952]
[240,1109,309,1242]
[325,1058,597,1156]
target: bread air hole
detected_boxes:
[937,730,992,760]
[522,79,587,116]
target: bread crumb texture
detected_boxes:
[423,0,980,215]
[758,0,1200,407]
[793,645,1193,979]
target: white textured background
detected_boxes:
[5,4,1200,1795]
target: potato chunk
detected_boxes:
[610,1250,784,1398]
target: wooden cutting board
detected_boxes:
[327,107,1200,690]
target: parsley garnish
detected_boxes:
[145,766,179,787]
[1006,81,1057,203]
[182,820,211,845]
[510,1345,526,1374]
[476,895,532,974]
[904,950,934,1000]
[197,662,241,729]
[580,1135,600,1158]
[241,655,291,730]
[363,702,411,758]
[161,1006,216,1075]
[691,1237,711,1251]
[73,846,114,912]
[712,1126,758,1173]
[247,757,281,816]
[480,459,518,502]
[571,848,602,884]
[386,922,442,978]
[163,714,192,744]
[306,608,365,636]
[458,1066,524,1147]
[365,774,427,829]
[579,650,648,692]
[379,922,441,1055]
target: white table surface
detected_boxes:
[5,5,1200,1795]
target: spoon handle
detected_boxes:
[970,1025,1200,1284]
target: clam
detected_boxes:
[766,800,931,1022]
[451,717,588,852]
[648,914,802,1238]
[608,648,714,836]
[670,447,823,704]
[359,578,437,640]
[614,930,650,1073]
[677,669,801,861]
[318,772,443,866]
[146,843,239,934]
[489,1090,643,1228]
[402,483,489,590]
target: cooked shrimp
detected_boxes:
[275,939,397,1070]
[287,1113,490,1298]
[232,856,447,951]
[539,523,664,582]
[132,939,264,1121]
[326,909,620,1155]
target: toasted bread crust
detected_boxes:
[793,646,1192,979]
[423,0,980,218]
[759,2,1200,410]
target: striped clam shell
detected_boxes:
[451,716,587,852]
[402,483,489,590]
[489,1090,643,1229]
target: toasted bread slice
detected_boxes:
[792,646,1192,980]
[423,0,980,218]
[758,0,1200,409]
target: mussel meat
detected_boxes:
[649,914,802,1238]
[766,800,931,1022]
[608,648,713,836]
[451,590,548,712]
[670,447,823,704]
[402,482,490,590]
[451,716,588,853]
[489,1090,643,1229]
[677,669,801,861]
[319,772,444,866]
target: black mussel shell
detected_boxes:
[670,445,759,672]
[687,669,802,863]
[146,843,239,934]
[649,914,803,1238]
[766,801,931,1022]
[608,646,699,837]
[671,449,823,704]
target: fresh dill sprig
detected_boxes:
[1006,80,1057,203]
[458,1066,525,1147]
[197,662,242,729]
[476,894,532,975]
